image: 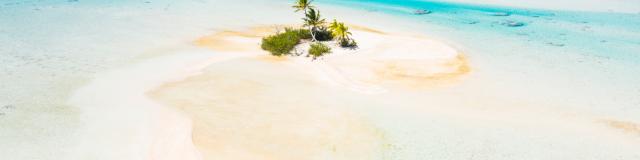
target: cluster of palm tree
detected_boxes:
[292,0,355,46]
[329,19,353,46]
[302,8,325,41]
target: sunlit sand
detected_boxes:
[147,26,468,159]
[2,0,640,159]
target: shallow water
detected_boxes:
[1,0,639,159]
[0,0,296,159]
[316,0,640,158]
[320,0,640,116]
[149,58,389,160]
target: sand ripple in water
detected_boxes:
[149,59,388,160]
[601,119,640,136]
[149,25,470,159]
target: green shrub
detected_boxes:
[308,42,331,59]
[261,28,310,56]
[285,28,312,40]
[314,28,334,41]
[339,39,358,48]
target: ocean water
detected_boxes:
[319,0,640,117]
[316,0,640,159]
[1,0,639,159]
[0,0,297,159]
[323,0,640,59]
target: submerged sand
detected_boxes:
[148,59,387,159]
[147,26,469,159]
[64,24,640,160]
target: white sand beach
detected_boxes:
[145,26,468,159]
[69,24,638,159]
[66,24,470,159]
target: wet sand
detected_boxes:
[147,25,469,159]
[6,0,640,159]
[68,24,640,160]
[148,58,388,159]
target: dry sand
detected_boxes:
[68,24,640,160]
[146,25,470,159]
[194,25,470,92]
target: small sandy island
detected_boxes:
[193,25,470,93]
[147,25,470,159]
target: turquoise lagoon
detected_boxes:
[319,0,640,158]
[1,0,639,159]
[319,0,640,117]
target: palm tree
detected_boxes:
[303,8,326,41]
[330,21,352,45]
[292,0,314,14]
[328,19,339,32]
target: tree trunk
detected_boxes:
[303,9,316,41]
[310,27,316,41]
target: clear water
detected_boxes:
[0,0,297,159]
[1,0,639,159]
[322,0,640,58]
[315,0,640,158]
[319,0,640,117]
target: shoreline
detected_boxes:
[68,24,471,159]
[4,0,640,159]
[144,25,470,159]
[193,25,470,92]
[65,23,464,159]
[145,24,640,159]
[65,23,640,159]
[65,41,269,159]
[67,52,209,160]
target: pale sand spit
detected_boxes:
[146,25,468,159]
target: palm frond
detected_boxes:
[292,0,314,12]
[303,8,325,27]
[331,22,352,42]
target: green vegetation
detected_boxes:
[308,42,331,60]
[314,28,333,41]
[261,28,310,56]
[285,28,312,40]
[292,0,314,13]
[329,19,357,48]
[303,8,326,41]
[340,39,358,48]
[260,0,359,59]
[293,0,317,41]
